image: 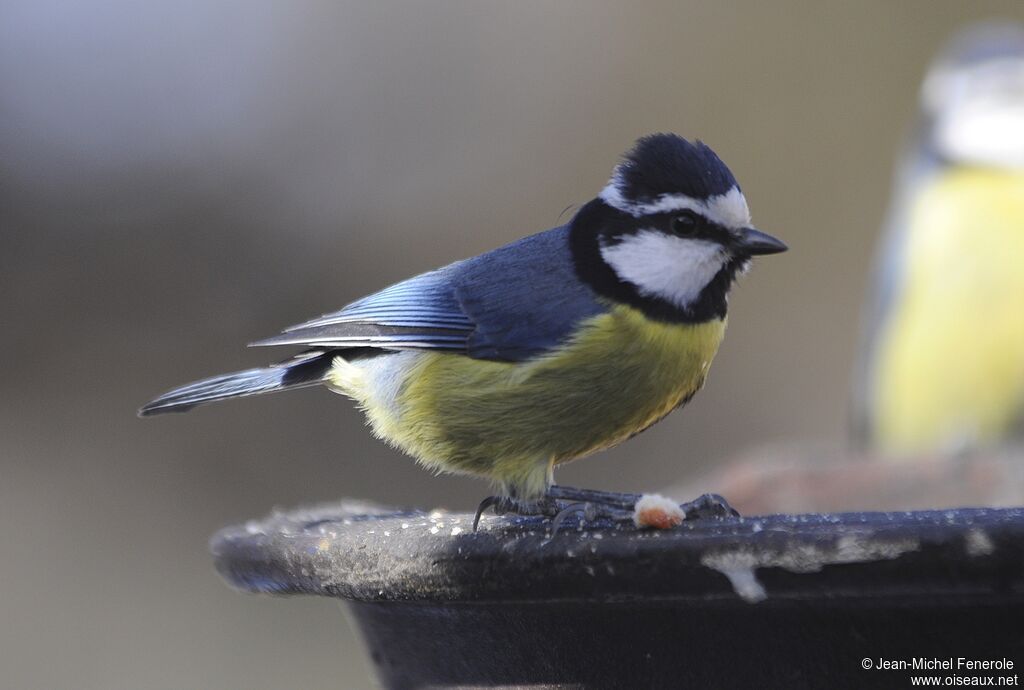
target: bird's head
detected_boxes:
[570,133,786,322]
[923,23,1024,170]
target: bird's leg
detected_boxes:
[545,485,641,532]
[546,485,643,509]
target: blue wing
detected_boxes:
[251,267,474,351]
[250,225,608,361]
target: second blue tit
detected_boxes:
[857,24,1024,455]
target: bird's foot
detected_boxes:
[472,485,739,533]
[472,494,563,531]
[471,493,632,533]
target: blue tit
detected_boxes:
[856,24,1024,455]
[142,133,786,520]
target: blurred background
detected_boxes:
[3,1,1023,688]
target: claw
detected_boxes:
[681,492,740,520]
[473,495,506,531]
[473,495,556,531]
[550,502,597,535]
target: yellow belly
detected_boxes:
[330,305,726,497]
[870,168,1024,454]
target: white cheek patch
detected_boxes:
[600,230,728,309]
[599,178,752,231]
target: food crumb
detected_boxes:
[633,494,685,529]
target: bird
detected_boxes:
[141,133,787,526]
[855,24,1024,456]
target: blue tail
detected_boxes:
[139,353,333,416]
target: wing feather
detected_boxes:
[249,225,607,360]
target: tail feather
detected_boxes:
[139,352,334,416]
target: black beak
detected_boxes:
[737,227,787,256]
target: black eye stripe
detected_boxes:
[591,202,734,246]
[663,212,732,244]
[671,211,699,236]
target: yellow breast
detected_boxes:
[331,304,725,497]
[870,168,1024,454]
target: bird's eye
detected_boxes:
[671,211,700,236]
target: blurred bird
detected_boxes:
[856,25,1024,456]
[141,133,786,525]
